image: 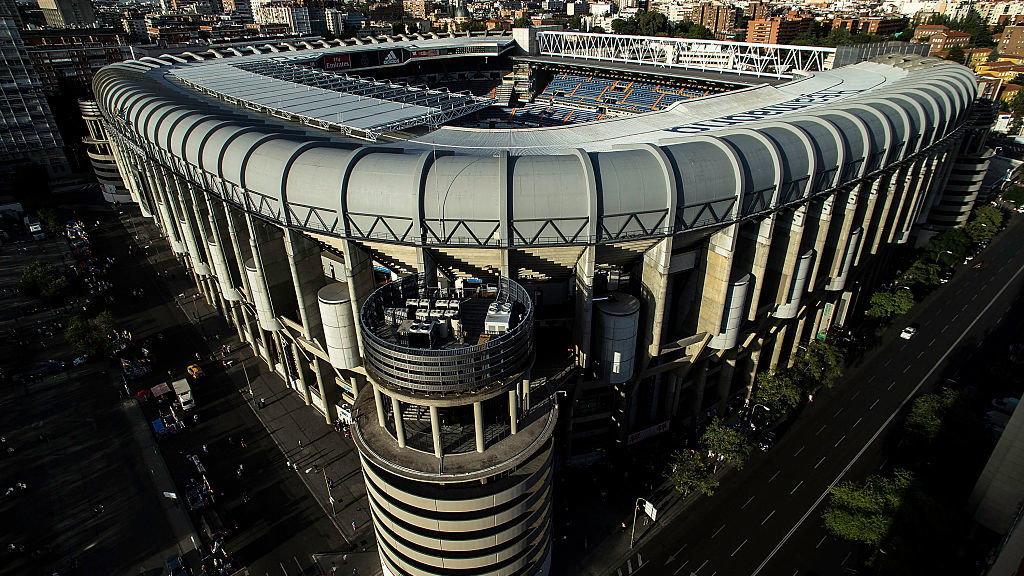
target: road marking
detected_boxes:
[887,382,896,390]
[902,365,911,373]
[929,338,936,346]
[916,351,924,359]
[750,258,1024,576]
[884,358,892,366]
[627,558,633,573]
[834,435,846,447]
[852,417,862,429]
[841,552,852,566]
[712,524,725,539]
[673,560,689,575]
[952,313,960,321]
[815,425,827,435]
[695,559,709,573]
[741,496,755,509]
[867,376,876,384]
[870,399,879,410]
[834,407,844,417]
[793,446,805,457]
[816,536,827,549]
[731,540,748,557]
[814,456,826,469]
[762,510,775,525]
[790,481,804,495]
[971,293,979,301]
[942,324,949,333]
[769,471,781,483]
[851,390,860,400]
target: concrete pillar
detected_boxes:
[746,217,775,321]
[690,358,708,422]
[769,325,787,369]
[870,171,901,253]
[474,401,485,453]
[697,226,736,341]
[221,203,253,297]
[284,229,326,340]
[716,352,737,415]
[509,389,519,435]
[391,396,406,448]
[745,338,763,403]
[341,239,376,358]
[642,237,673,367]
[573,245,595,369]
[854,180,881,266]
[291,341,312,406]
[805,197,834,291]
[373,385,387,428]
[312,356,337,424]
[788,315,807,368]
[430,405,442,458]
[416,247,438,288]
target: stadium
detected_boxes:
[92,29,982,576]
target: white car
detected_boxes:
[900,326,917,340]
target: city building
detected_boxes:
[21,28,128,95]
[0,0,70,179]
[830,16,908,37]
[999,25,1024,57]
[913,23,949,41]
[253,1,310,34]
[926,30,972,55]
[37,0,96,27]
[688,2,739,37]
[745,16,810,44]
[91,32,978,575]
[406,0,428,18]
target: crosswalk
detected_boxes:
[616,552,646,575]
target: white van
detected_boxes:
[172,379,195,411]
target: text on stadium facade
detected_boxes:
[664,89,866,134]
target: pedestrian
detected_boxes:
[297,439,302,449]
[228,436,235,446]
[258,398,266,410]
[195,352,202,361]
[351,520,358,531]
[328,478,334,489]
[202,444,208,454]
[240,438,247,448]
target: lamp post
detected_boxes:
[323,467,336,517]
[629,498,657,549]
[931,249,953,264]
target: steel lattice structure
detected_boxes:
[537,31,837,78]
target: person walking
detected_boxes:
[258,398,266,410]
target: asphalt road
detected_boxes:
[620,213,1024,576]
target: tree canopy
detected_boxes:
[64,311,116,357]
[866,288,915,319]
[699,418,751,473]
[905,389,962,442]
[791,340,845,391]
[823,469,914,546]
[753,370,803,414]
[667,449,718,496]
[20,261,70,301]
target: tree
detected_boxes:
[458,20,486,32]
[946,45,966,64]
[1009,89,1024,117]
[36,208,62,234]
[791,340,845,392]
[866,288,915,319]
[905,389,961,442]
[899,260,942,287]
[699,418,751,473]
[20,261,70,301]
[64,311,116,357]
[753,370,803,414]
[823,469,914,547]
[1003,184,1024,205]
[926,227,972,263]
[512,16,532,28]
[567,15,584,31]
[667,449,718,496]
[1010,115,1024,136]
[973,204,1004,229]
[988,47,1000,62]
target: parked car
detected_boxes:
[991,397,1020,415]
[900,326,918,340]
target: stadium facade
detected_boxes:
[92,30,981,576]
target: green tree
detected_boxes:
[973,204,1004,229]
[823,469,914,547]
[988,47,1000,62]
[36,208,62,234]
[567,14,583,30]
[946,45,966,64]
[866,288,915,319]
[1009,88,1024,116]
[1010,115,1024,135]
[899,260,942,287]
[699,418,751,473]
[905,389,961,442]
[1003,184,1024,204]
[458,20,486,32]
[64,311,116,357]
[667,449,718,496]
[925,227,972,264]
[753,370,803,414]
[20,261,70,301]
[513,16,532,28]
[791,340,845,392]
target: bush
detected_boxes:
[20,261,70,301]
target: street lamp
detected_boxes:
[323,467,336,517]
[629,498,657,549]
[932,249,953,264]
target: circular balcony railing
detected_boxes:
[359,275,534,394]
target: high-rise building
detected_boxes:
[0,0,70,178]
[254,2,310,34]
[406,0,428,19]
[688,2,738,36]
[745,16,810,44]
[21,28,127,96]
[37,0,96,27]
[78,99,129,203]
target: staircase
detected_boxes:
[493,81,515,107]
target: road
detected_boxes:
[619,213,1024,576]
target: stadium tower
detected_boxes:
[351,274,554,576]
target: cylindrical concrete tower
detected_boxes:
[353,274,556,576]
[79,99,132,205]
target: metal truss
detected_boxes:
[227,60,494,140]
[536,31,836,79]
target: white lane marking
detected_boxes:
[741,496,755,509]
[793,446,805,457]
[769,471,781,483]
[902,365,911,373]
[852,417,863,429]
[673,561,689,575]
[887,382,896,390]
[814,456,827,469]
[731,540,748,557]
[712,524,725,539]
[851,390,860,400]
[916,351,924,359]
[834,435,846,447]
[762,510,776,525]
[834,407,844,417]
[750,259,1024,576]
[790,480,804,495]
[929,338,936,347]
[870,399,880,410]
[884,358,892,366]
[942,324,949,333]
[695,559,709,574]
[841,552,852,566]
[816,425,827,435]
[816,535,827,549]
[952,313,960,322]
